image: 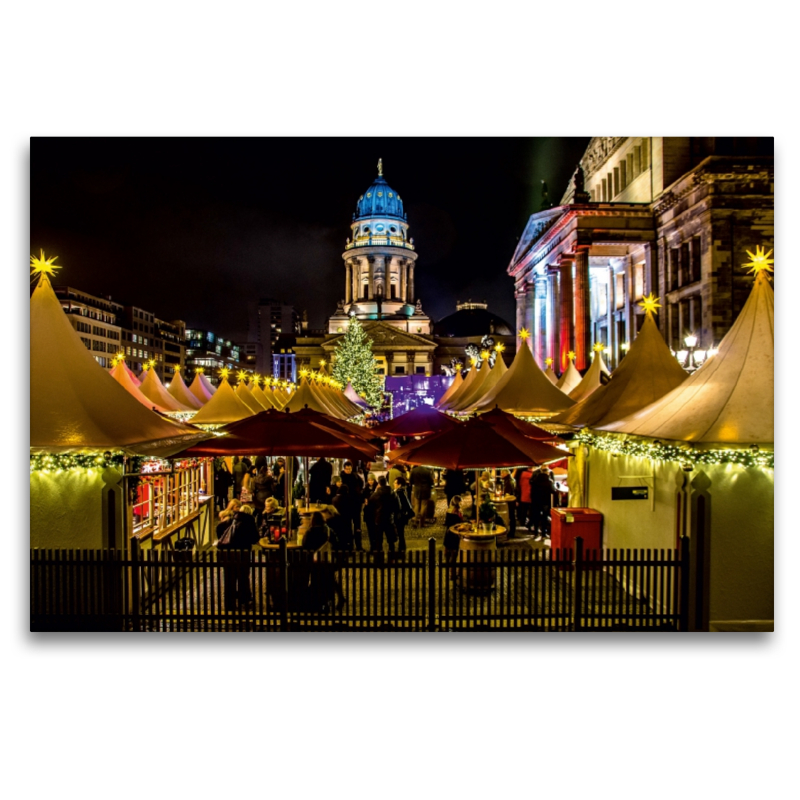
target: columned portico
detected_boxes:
[557,255,575,373]
[574,247,591,370]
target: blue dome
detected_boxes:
[353,173,406,222]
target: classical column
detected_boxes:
[400,260,408,302]
[573,247,591,370]
[345,261,352,304]
[367,258,374,300]
[374,255,386,297]
[408,263,415,303]
[558,256,575,373]
[534,277,548,366]
[406,350,416,374]
[515,282,528,340]
[385,351,394,376]
[624,257,634,349]
[547,268,559,367]
[607,265,617,368]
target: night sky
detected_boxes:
[31,137,590,341]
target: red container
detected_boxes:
[551,508,603,565]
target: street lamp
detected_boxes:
[675,333,706,373]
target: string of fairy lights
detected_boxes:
[574,430,773,470]
[30,452,126,474]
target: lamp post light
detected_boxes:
[675,333,707,373]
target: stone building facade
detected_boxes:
[509,137,774,373]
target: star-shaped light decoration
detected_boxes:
[545,357,553,367]
[480,350,490,361]
[454,362,463,371]
[319,359,327,367]
[469,356,478,366]
[236,370,248,384]
[639,293,662,315]
[196,367,205,374]
[30,250,62,281]
[253,373,261,386]
[141,362,150,372]
[113,351,125,366]
[592,342,605,353]
[742,245,774,276]
[300,368,310,378]
[218,367,230,381]
[495,343,506,353]
[518,327,531,340]
[173,364,181,373]
[567,351,576,361]
[147,359,156,370]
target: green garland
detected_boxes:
[30,452,126,474]
[574,430,774,470]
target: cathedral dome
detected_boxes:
[433,302,514,338]
[353,160,406,222]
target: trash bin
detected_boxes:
[551,508,602,567]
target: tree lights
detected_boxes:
[332,316,384,407]
[30,452,125,474]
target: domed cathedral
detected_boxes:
[328,159,432,337]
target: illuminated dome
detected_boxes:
[353,160,406,222]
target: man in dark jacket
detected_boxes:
[370,476,397,553]
[392,476,413,553]
[409,464,434,527]
[340,461,365,550]
[500,468,517,538]
[528,467,556,540]
[309,457,333,504]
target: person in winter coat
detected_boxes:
[214,460,233,512]
[370,475,397,553]
[392,476,413,553]
[340,461,365,550]
[516,466,535,530]
[528,466,556,540]
[409,464,434,527]
[443,467,467,506]
[215,504,260,611]
[443,495,464,579]
[500,468,517,538]
[309,457,334,504]
[363,473,378,550]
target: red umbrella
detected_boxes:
[387,416,569,470]
[372,406,462,438]
[176,408,379,461]
[477,406,566,445]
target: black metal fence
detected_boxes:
[30,537,690,632]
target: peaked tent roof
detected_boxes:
[569,351,610,403]
[543,366,558,385]
[31,273,205,455]
[451,360,493,413]
[556,361,582,395]
[461,354,509,413]
[235,382,265,414]
[434,371,463,410]
[473,340,575,416]
[189,373,215,403]
[598,271,774,444]
[550,312,688,429]
[191,379,255,425]
[198,372,217,396]
[139,368,194,412]
[283,378,343,416]
[344,382,372,410]
[168,371,204,410]
[439,362,479,411]
[110,361,172,413]
[251,383,279,410]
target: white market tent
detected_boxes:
[439,362,479,411]
[139,367,194,413]
[434,371,462,410]
[283,377,342,416]
[473,338,575,416]
[344,381,372,410]
[235,381,265,414]
[543,365,559,385]
[450,360,492,413]
[110,360,172,414]
[556,360,582,395]
[598,269,774,444]
[198,371,217,396]
[31,271,203,455]
[191,379,255,425]
[189,373,215,403]
[252,382,279,410]
[459,353,509,413]
[550,311,687,429]
[568,350,610,404]
[168,370,204,410]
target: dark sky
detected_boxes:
[31,137,590,341]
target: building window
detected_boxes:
[615,274,625,310]
[394,365,405,375]
[613,167,620,196]
[691,237,702,283]
[669,248,680,291]
[680,242,690,287]
[619,160,627,191]
[641,138,650,171]
[634,264,645,300]
[415,366,426,374]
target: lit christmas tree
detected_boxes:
[332,316,384,408]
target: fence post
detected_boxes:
[279,537,289,632]
[427,537,436,632]
[130,538,141,632]
[572,536,584,632]
[678,535,691,632]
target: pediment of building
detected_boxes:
[322,320,435,350]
